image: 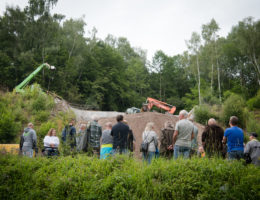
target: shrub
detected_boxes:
[0,155,259,200]
[222,94,246,128]
[247,90,260,110]
[194,105,218,125]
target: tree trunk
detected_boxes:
[252,53,260,86]
[217,60,221,102]
[196,55,201,105]
[211,63,214,93]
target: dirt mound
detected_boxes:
[99,112,205,158]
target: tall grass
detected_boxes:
[0,155,259,200]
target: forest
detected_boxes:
[0,0,260,113]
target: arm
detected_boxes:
[52,137,60,147]
[19,135,24,151]
[244,142,251,154]
[43,136,51,147]
[222,136,227,144]
[172,130,178,146]
[191,131,194,140]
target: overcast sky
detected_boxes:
[1,0,260,61]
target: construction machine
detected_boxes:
[142,97,176,114]
[14,63,55,93]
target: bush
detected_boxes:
[222,94,246,128]
[247,90,260,110]
[194,105,218,125]
[0,155,259,200]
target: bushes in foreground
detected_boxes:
[0,155,259,200]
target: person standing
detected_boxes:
[172,110,194,159]
[244,133,260,166]
[222,116,244,160]
[86,117,102,156]
[202,118,225,158]
[160,121,174,159]
[142,122,158,164]
[19,123,37,157]
[61,119,76,151]
[111,115,130,154]
[190,119,199,156]
[76,123,86,151]
[100,122,113,159]
[123,120,135,153]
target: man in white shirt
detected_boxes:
[172,110,194,159]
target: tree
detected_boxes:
[186,32,202,105]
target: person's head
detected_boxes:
[80,123,86,130]
[229,116,238,127]
[28,122,34,129]
[249,132,258,140]
[69,119,75,126]
[116,115,124,122]
[179,110,188,120]
[145,122,155,132]
[164,121,173,129]
[92,115,98,122]
[208,118,217,126]
[105,122,113,130]
[47,128,56,136]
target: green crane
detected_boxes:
[14,63,55,93]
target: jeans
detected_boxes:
[23,149,33,158]
[228,151,244,160]
[174,145,190,159]
[143,152,156,164]
[111,148,129,155]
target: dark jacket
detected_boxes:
[111,122,130,149]
[202,124,225,157]
[62,125,76,148]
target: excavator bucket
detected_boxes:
[169,106,176,114]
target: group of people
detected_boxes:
[156,110,260,166]
[19,111,260,166]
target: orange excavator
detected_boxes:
[142,97,176,114]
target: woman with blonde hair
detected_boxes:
[43,128,60,156]
[142,122,158,164]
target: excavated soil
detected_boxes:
[98,112,205,158]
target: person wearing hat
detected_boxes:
[244,133,260,166]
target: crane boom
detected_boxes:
[14,63,55,93]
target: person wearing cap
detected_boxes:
[244,133,260,166]
[222,116,244,160]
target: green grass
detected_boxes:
[0,155,259,200]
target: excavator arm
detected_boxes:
[143,97,176,114]
[14,63,55,93]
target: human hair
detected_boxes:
[208,118,216,126]
[116,115,124,122]
[28,122,34,128]
[145,122,154,132]
[47,128,56,136]
[80,123,86,130]
[229,116,238,126]
[179,110,188,118]
[105,122,113,129]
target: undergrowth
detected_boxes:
[0,155,259,200]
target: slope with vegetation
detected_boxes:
[0,84,74,149]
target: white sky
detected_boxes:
[1,0,260,61]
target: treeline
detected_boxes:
[0,0,260,112]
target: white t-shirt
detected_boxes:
[43,136,60,147]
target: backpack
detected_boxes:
[140,133,153,153]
